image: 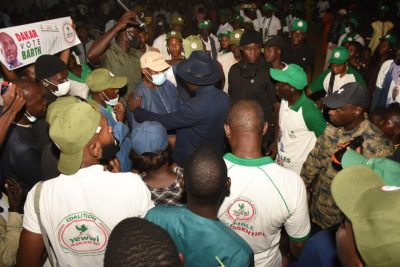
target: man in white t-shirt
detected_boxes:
[217,29,243,93]
[372,45,400,111]
[270,64,326,174]
[218,100,310,267]
[260,3,282,42]
[16,97,154,267]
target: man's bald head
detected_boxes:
[226,100,265,132]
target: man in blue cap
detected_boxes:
[128,51,229,167]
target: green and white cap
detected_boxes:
[292,19,308,33]
[270,64,307,90]
[183,35,204,58]
[329,46,349,64]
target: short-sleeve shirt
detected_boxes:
[218,154,310,267]
[310,66,367,94]
[146,206,254,267]
[261,15,282,41]
[277,93,326,174]
[100,42,142,95]
[23,165,154,267]
[228,57,278,124]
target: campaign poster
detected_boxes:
[0,17,81,70]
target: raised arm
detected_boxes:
[88,10,138,64]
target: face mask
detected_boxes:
[157,21,164,26]
[45,79,70,96]
[151,73,167,86]
[101,91,119,106]
[126,31,141,49]
[145,70,166,86]
[25,110,37,123]
[344,27,350,33]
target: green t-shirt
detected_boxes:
[145,206,254,267]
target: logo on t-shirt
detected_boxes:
[226,197,257,221]
[57,211,111,255]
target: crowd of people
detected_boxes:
[0,0,400,266]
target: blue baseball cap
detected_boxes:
[130,121,168,155]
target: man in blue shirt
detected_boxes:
[129,51,229,167]
[145,145,254,267]
[127,51,180,128]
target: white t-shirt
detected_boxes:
[323,72,358,94]
[376,59,400,105]
[277,96,326,174]
[261,15,281,41]
[23,165,154,267]
[152,33,170,60]
[218,154,310,267]
[217,52,239,94]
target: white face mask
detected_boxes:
[344,27,351,33]
[45,79,71,96]
[101,91,119,106]
[25,110,37,123]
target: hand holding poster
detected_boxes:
[0,17,81,70]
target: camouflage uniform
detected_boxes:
[301,119,393,229]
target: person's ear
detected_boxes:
[262,121,268,136]
[88,140,102,159]
[225,177,231,197]
[178,252,185,267]
[353,106,363,117]
[224,123,231,138]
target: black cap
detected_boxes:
[35,54,67,81]
[263,35,284,48]
[322,82,369,109]
[240,29,263,46]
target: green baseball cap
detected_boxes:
[183,35,204,58]
[332,165,400,267]
[292,19,308,33]
[198,20,212,29]
[47,96,101,175]
[270,64,307,90]
[166,30,183,40]
[87,68,127,92]
[262,3,276,11]
[329,46,349,64]
[342,35,356,44]
[171,16,184,25]
[232,15,245,24]
[218,31,231,39]
[229,29,243,45]
[342,149,400,186]
[380,33,397,46]
[380,5,389,13]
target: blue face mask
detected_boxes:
[146,70,167,86]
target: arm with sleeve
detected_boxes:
[371,60,392,111]
[133,101,198,130]
[309,69,330,93]
[302,103,327,137]
[0,212,23,267]
[300,133,326,190]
